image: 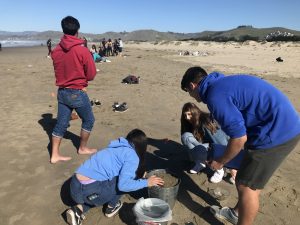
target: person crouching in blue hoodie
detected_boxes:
[65,129,164,225]
[181,66,300,225]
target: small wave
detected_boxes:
[0,40,46,47]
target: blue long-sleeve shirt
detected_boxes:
[198,72,300,149]
[76,137,148,192]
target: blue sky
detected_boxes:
[1,0,300,33]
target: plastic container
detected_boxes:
[147,169,180,209]
[133,197,172,225]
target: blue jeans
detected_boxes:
[181,132,209,162]
[70,175,122,213]
[52,88,95,138]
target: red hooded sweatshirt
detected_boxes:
[52,34,96,89]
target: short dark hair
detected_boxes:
[61,16,80,35]
[181,66,208,91]
[126,129,147,158]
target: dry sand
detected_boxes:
[0,40,299,225]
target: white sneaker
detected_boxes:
[210,168,225,183]
[189,163,206,174]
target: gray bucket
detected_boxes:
[147,169,180,209]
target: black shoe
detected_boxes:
[113,102,128,113]
[104,201,123,217]
[94,99,101,106]
[66,206,85,225]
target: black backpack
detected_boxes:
[122,75,140,84]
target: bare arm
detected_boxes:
[209,135,247,170]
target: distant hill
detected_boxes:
[1,26,300,43]
[189,26,300,42]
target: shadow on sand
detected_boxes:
[38,113,80,158]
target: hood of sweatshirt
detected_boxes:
[198,72,225,104]
[107,137,133,149]
[59,34,84,52]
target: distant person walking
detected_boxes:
[118,38,123,56]
[46,38,52,57]
[0,42,2,51]
[50,16,97,164]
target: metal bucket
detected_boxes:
[147,169,180,209]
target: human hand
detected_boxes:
[147,175,164,187]
[207,159,224,171]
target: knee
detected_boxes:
[181,132,194,145]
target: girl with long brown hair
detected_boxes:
[181,102,236,183]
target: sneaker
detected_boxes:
[105,200,123,217]
[94,99,101,106]
[210,206,238,225]
[66,206,85,225]
[210,168,225,183]
[113,103,128,113]
[189,162,206,174]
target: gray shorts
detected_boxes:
[236,134,300,190]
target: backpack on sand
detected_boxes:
[122,75,140,84]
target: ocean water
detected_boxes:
[0,40,46,47]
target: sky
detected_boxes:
[1,0,300,34]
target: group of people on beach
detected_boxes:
[49,16,300,225]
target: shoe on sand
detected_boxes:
[105,200,123,217]
[210,206,238,225]
[189,162,206,174]
[210,168,225,183]
[66,206,85,225]
[113,102,128,113]
[94,99,101,106]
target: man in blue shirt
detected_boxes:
[181,66,300,225]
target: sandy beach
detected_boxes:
[0,40,299,225]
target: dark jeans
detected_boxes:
[70,175,122,213]
[52,88,94,138]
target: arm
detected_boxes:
[209,135,247,170]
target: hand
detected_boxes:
[208,159,224,171]
[147,175,164,187]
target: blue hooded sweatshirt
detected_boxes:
[76,137,148,192]
[198,72,300,149]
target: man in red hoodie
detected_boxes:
[50,16,97,164]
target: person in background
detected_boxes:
[83,37,87,48]
[46,38,52,57]
[50,16,97,164]
[106,38,113,56]
[181,66,300,225]
[118,38,123,56]
[65,129,164,225]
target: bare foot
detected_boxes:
[78,147,97,155]
[50,155,72,164]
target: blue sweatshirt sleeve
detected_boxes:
[118,151,148,192]
[208,94,246,138]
